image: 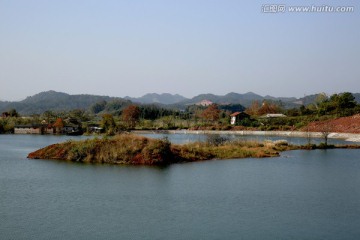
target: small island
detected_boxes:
[27,134,299,165]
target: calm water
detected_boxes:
[139,132,359,145]
[1,134,360,240]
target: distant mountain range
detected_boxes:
[125,93,187,105]
[1,90,360,115]
[125,91,297,107]
[0,91,130,115]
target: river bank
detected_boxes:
[132,130,360,142]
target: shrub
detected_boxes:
[274,140,289,146]
[205,134,229,146]
[140,137,172,164]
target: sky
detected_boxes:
[0,0,359,101]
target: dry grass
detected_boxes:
[28,134,298,165]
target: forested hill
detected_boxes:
[177,92,265,107]
[125,93,188,105]
[0,91,131,115]
[2,90,360,115]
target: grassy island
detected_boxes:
[27,134,300,165]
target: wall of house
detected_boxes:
[45,128,55,134]
[14,128,42,134]
[231,116,236,125]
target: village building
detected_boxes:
[196,99,214,107]
[14,124,46,134]
[230,112,250,125]
[87,125,103,134]
[14,124,81,135]
[62,124,82,135]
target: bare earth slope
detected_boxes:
[305,114,360,133]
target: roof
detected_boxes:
[230,112,242,117]
[230,112,249,117]
[14,124,44,128]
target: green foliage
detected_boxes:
[317,92,358,117]
[205,134,229,146]
[0,117,17,133]
[90,100,107,114]
[139,105,178,120]
[237,117,259,127]
[68,139,97,161]
[159,116,176,129]
[105,99,129,114]
[7,109,19,117]
[69,109,91,122]
[101,114,116,134]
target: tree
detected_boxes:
[69,109,90,122]
[53,118,64,133]
[8,109,19,117]
[161,116,175,129]
[314,93,328,110]
[258,101,281,115]
[246,101,260,116]
[101,114,116,133]
[121,105,140,128]
[91,100,107,114]
[246,100,282,116]
[43,110,55,123]
[201,104,220,123]
[337,92,357,116]
[319,123,334,147]
[318,92,357,116]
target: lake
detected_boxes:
[1,134,360,239]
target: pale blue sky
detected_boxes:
[1,0,359,101]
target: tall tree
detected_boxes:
[43,110,55,123]
[258,101,281,115]
[101,114,116,132]
[53,118,64,133]
[121,105,140,128]
[201,104,220,123]
[245,101,260,115]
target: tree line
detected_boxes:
[1,92,360,134]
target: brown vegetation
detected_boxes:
[27,134,296,165]
[200,104,220,123]
[121,105,141,128]
[245,100,281,116]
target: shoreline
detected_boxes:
[132,130,360,142]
